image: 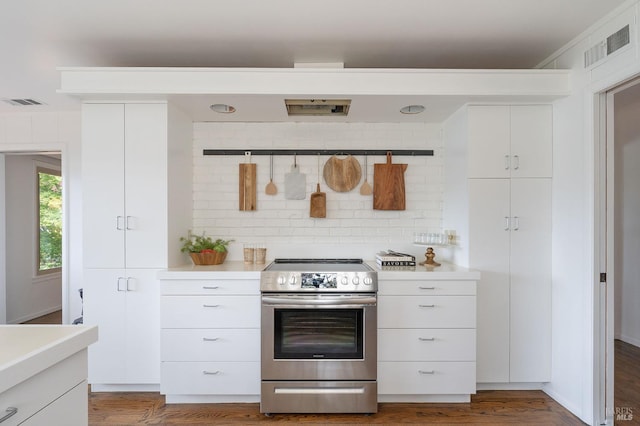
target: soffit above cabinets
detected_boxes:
[58,67,571,123]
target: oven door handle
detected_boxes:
[261,295,376,307]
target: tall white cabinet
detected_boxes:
[444,104,552,385]
[82,102,192,390]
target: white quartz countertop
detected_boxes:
[158,261,266,279]
[159,260,479,280]
[0,325,98,394]
[367,261,481,280]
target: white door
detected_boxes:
[509,178,552,382]
[124,104,168,268]
[82,104,126,269]
[469,178,511,382]
[510,106,553,178]
[467,106,510,178]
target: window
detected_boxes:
[37,166,62,275]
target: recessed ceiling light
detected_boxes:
[210,103,236,113]
[400,105,425,114]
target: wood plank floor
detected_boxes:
[615,339,640,418]
[21,312,636,424]
[88,390,585,425]
[20,309,62,324]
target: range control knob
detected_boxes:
[363,277,373,285]
[277,275,286,285]
[341,276,349,285]
[289,275,298,285]
[352,276,360,285]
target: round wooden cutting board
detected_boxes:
[322,155,362,192]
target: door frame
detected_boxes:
[592,73,640,425]
[0,143,68,324]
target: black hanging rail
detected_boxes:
[203,149,434,156]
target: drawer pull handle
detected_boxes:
[419,337,435,341]
[419,304,435,308]
[418,370,435,375]
[203,286,219,290]
[202,337,219,342]
[419,286,435,290]
[203,304,219,308]
[203,370,221,375]
[0,407,18,423]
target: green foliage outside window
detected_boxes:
[38,168,62,273]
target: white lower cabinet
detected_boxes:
[377,278,477,402]
[84,268,160,387]
[160,277,261,403]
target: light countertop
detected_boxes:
[159,260,479,281]
[0,325,98,394]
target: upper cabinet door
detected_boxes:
[467,105,552,178]
[510,105,552,178]
[82,103,126,269]
[124,104,168,268]
[468,106,510,178]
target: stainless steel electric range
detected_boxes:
[260,258,378,415]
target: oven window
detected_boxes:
[274,308,363,359]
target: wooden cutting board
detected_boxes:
[239,163,257,210]
[323,155,361,192]
[373,152,407,210]
[310,183,326,218]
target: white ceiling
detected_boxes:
[0,0,628,121]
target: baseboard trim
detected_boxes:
[476,382,545,391]
[618,335,640,348]
[12,305,62,324]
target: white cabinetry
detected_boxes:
[83,269,160,384]
[0,350,90,426]
[377,279,477,402]
[160,277,261,403]
[443,104,552,386]
[469,179,551,383]
[468,105,552,179]
[81,102,192,389]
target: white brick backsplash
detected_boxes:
[192,121,444,260]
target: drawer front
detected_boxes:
[378,296,476,328]
[0,351,86,426]
[161,295,260,328]
[378,329,476,362]
[161,329,260,362]
[161,280,259,295]
[378,280,476,296]
[378,361,476,395]
[161,361,260,395]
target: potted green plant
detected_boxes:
[180,232,234,265]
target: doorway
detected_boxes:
[1,151,64,324]
[599,77,640,424]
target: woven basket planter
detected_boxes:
[189,251,227,265]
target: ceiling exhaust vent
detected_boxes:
[285,99,351,116]
[584,24,630,68]
[3,98,44,106]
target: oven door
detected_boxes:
[261,293,377,381]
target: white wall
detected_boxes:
[0,111,82,324]
[5,155,62,323]
[192,122,443,261]
[614,88,640,347]
[538,1,640,423]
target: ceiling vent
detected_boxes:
[584,25,630,68]
[285,99,351,116]
[3,98,44,106]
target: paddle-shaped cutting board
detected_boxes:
[310,183,326,218]
[285,164,306,200]
[373,152,407,210]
